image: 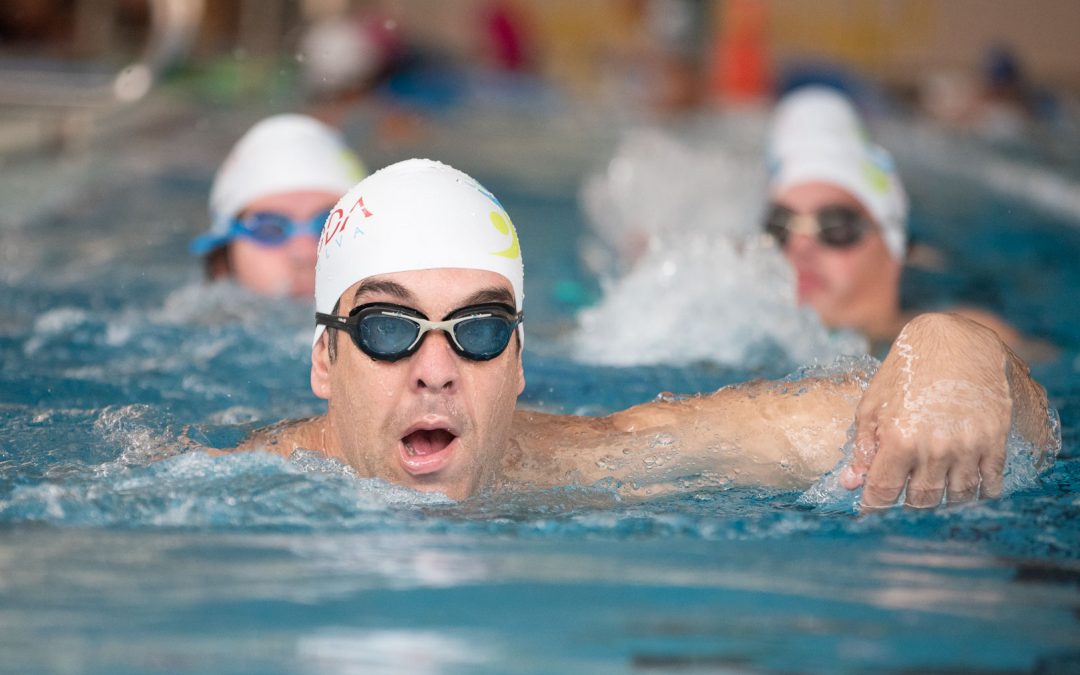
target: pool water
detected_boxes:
[1,96,1079,674]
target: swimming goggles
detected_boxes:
[764,204,873,249]
[229,209,333,246]
[316,302,523,362]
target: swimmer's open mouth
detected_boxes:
[399,427,458,476]
[403,429,455,456]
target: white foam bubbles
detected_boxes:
[573,234,866,366]
[23,307,92,355]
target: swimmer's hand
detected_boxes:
[840,312,1056,509]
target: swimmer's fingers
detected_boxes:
[965,413,1009,500]
[860,427,915,510]
[906,417,1005,506]
[841,400,882,490]
[978,443,1006,499]
[945,459,981,503]
[941,434,984,503]
[903,439,951,509]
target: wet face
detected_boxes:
[773,182,901,330]
[227,190,341,298]
[310,268,525,500]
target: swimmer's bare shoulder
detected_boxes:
[235,415,331,459]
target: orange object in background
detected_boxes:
[710,0,770,103]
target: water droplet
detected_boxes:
[650,433,675,448]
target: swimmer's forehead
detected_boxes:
[342,270,517,312]
[774,182,876,219]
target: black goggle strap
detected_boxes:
[315,311,353,332]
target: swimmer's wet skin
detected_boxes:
[236,159,1059,507]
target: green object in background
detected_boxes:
[160,55,302,107]
[553,279,598,308]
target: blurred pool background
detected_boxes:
[1,2,1079,673]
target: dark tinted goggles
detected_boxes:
[764,204,872,249]
[230,208,333,246]
[316,302,523,362]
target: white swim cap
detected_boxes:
[192,114,366,255]
[313,159,525,345]
[766,87,908,260]
[769,86,868,153]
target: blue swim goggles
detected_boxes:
[316,302,523,362]
[229,209,333,246]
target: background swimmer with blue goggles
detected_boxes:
[190,114,366,299]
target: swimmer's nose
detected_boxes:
[285,234,318,265]
[785,232,818,258]
[409,330,460,394]
[285,236,318,297]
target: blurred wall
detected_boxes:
[766,0,1080,94]
[21,0,1067,98]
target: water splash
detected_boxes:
[572,235,866,366]
[573,125,867,367]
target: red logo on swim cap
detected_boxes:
[320,194,374,253]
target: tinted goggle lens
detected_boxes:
[816,206,867,246]
[764,205,795,246]
[234,209,333,245]
[318,303,522,362]
[764,204,869,249]
[359,312,421,358]
[452,314,515,360]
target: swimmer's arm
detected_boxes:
[510,377,860,491]
[516,313,1058,505]
[609,378,859,486]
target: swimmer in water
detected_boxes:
[764,86,1049,358]
[240,159,1058,508]
[190,114,366,298]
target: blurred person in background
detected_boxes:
[764,86,1050,359]
[190,114,366,298]
[918,43,1070,143]
[298,10,403,128]
[295,6,474,147]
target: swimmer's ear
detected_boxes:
[311,334,331,400]
[515,348,525,397]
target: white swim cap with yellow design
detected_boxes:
[766,87,909,260]
[313,159,525,345]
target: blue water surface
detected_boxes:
[1,93,1079,675]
